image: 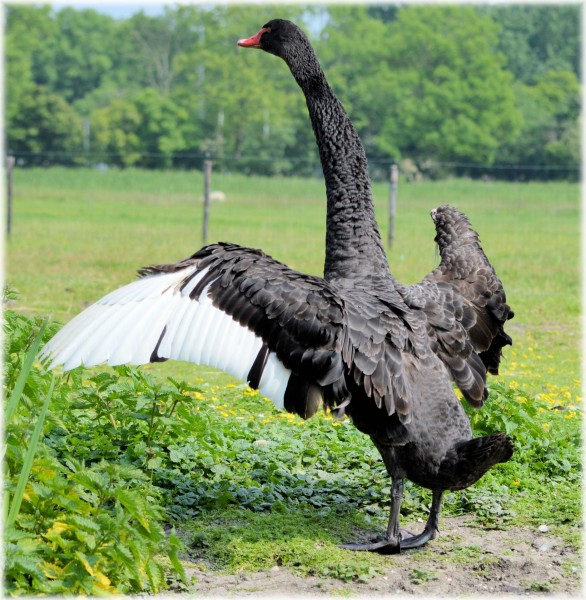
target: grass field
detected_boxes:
[4,168,582,593]
[6,167,581,399]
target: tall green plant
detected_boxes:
[3,308,186,594]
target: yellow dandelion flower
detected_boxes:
[541,423,550,430]
[512,481,520,486]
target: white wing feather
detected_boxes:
[40,265,290,408]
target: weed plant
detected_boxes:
[3,305,186,594]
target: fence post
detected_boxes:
[387,163,399,248]
[6,155,15,236]
[202,154,212,245]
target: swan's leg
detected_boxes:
[340,477,403,554]
[400,489,442,550]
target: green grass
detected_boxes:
[7,167,581,399]
[4,168,581,589]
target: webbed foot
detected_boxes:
[340,525,435,554]
[399,524,438,549]
[340,535,400,554]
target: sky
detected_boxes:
[18,0,573,19]
[50,2,166,19]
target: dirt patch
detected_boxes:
[180,516,581,596]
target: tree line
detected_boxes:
[6,3,580,180]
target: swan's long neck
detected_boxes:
[289,54,390,282]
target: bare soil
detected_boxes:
[180,516,582,597]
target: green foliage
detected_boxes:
[3,307,186,595]
[453,381,582,526]
[487,5,580,84]
[4,4,580,178]
[498,70,580,178]
[316,4,523,170]
[4,5,55,126]
[466,382,581,481]
[31,7,118,104]
[90,89,189,167]
[7,86,84,164]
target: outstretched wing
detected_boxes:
[428,205,514,374]
[401,206,514,408]
[40,243,348,419]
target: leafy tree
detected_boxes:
[487,5,580,84]
[367,4,398,24]
[133,89,189,168]
[3,3,580,179]
[171,4,309,175]
[90,89,188,168]
[498,70,580,179]
[32,8,118,104]
[322,6,521,168]
[5,6,56,129]
[120,8,198,96]
[7,86,83,166]
[90,99,142,167]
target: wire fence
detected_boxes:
[7,150,580,182]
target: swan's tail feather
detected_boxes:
[437,433,514,491]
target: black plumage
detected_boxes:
[41,19,514,553]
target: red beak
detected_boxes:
[237,27,268,49]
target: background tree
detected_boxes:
[170,4,308,175]
[487,4,580,84]
[31,8,118,104]
[5,5,55,130]
[498,70,580,179]
[369,6,521,170]
[8,87,83,165]
[4,3,580,180]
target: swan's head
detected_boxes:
[238,19,313,65]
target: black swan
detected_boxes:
[40,19,514,553]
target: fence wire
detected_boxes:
[6,150,580,182]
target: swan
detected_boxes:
[40,19,514,553]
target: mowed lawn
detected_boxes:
[6,167,581,404]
